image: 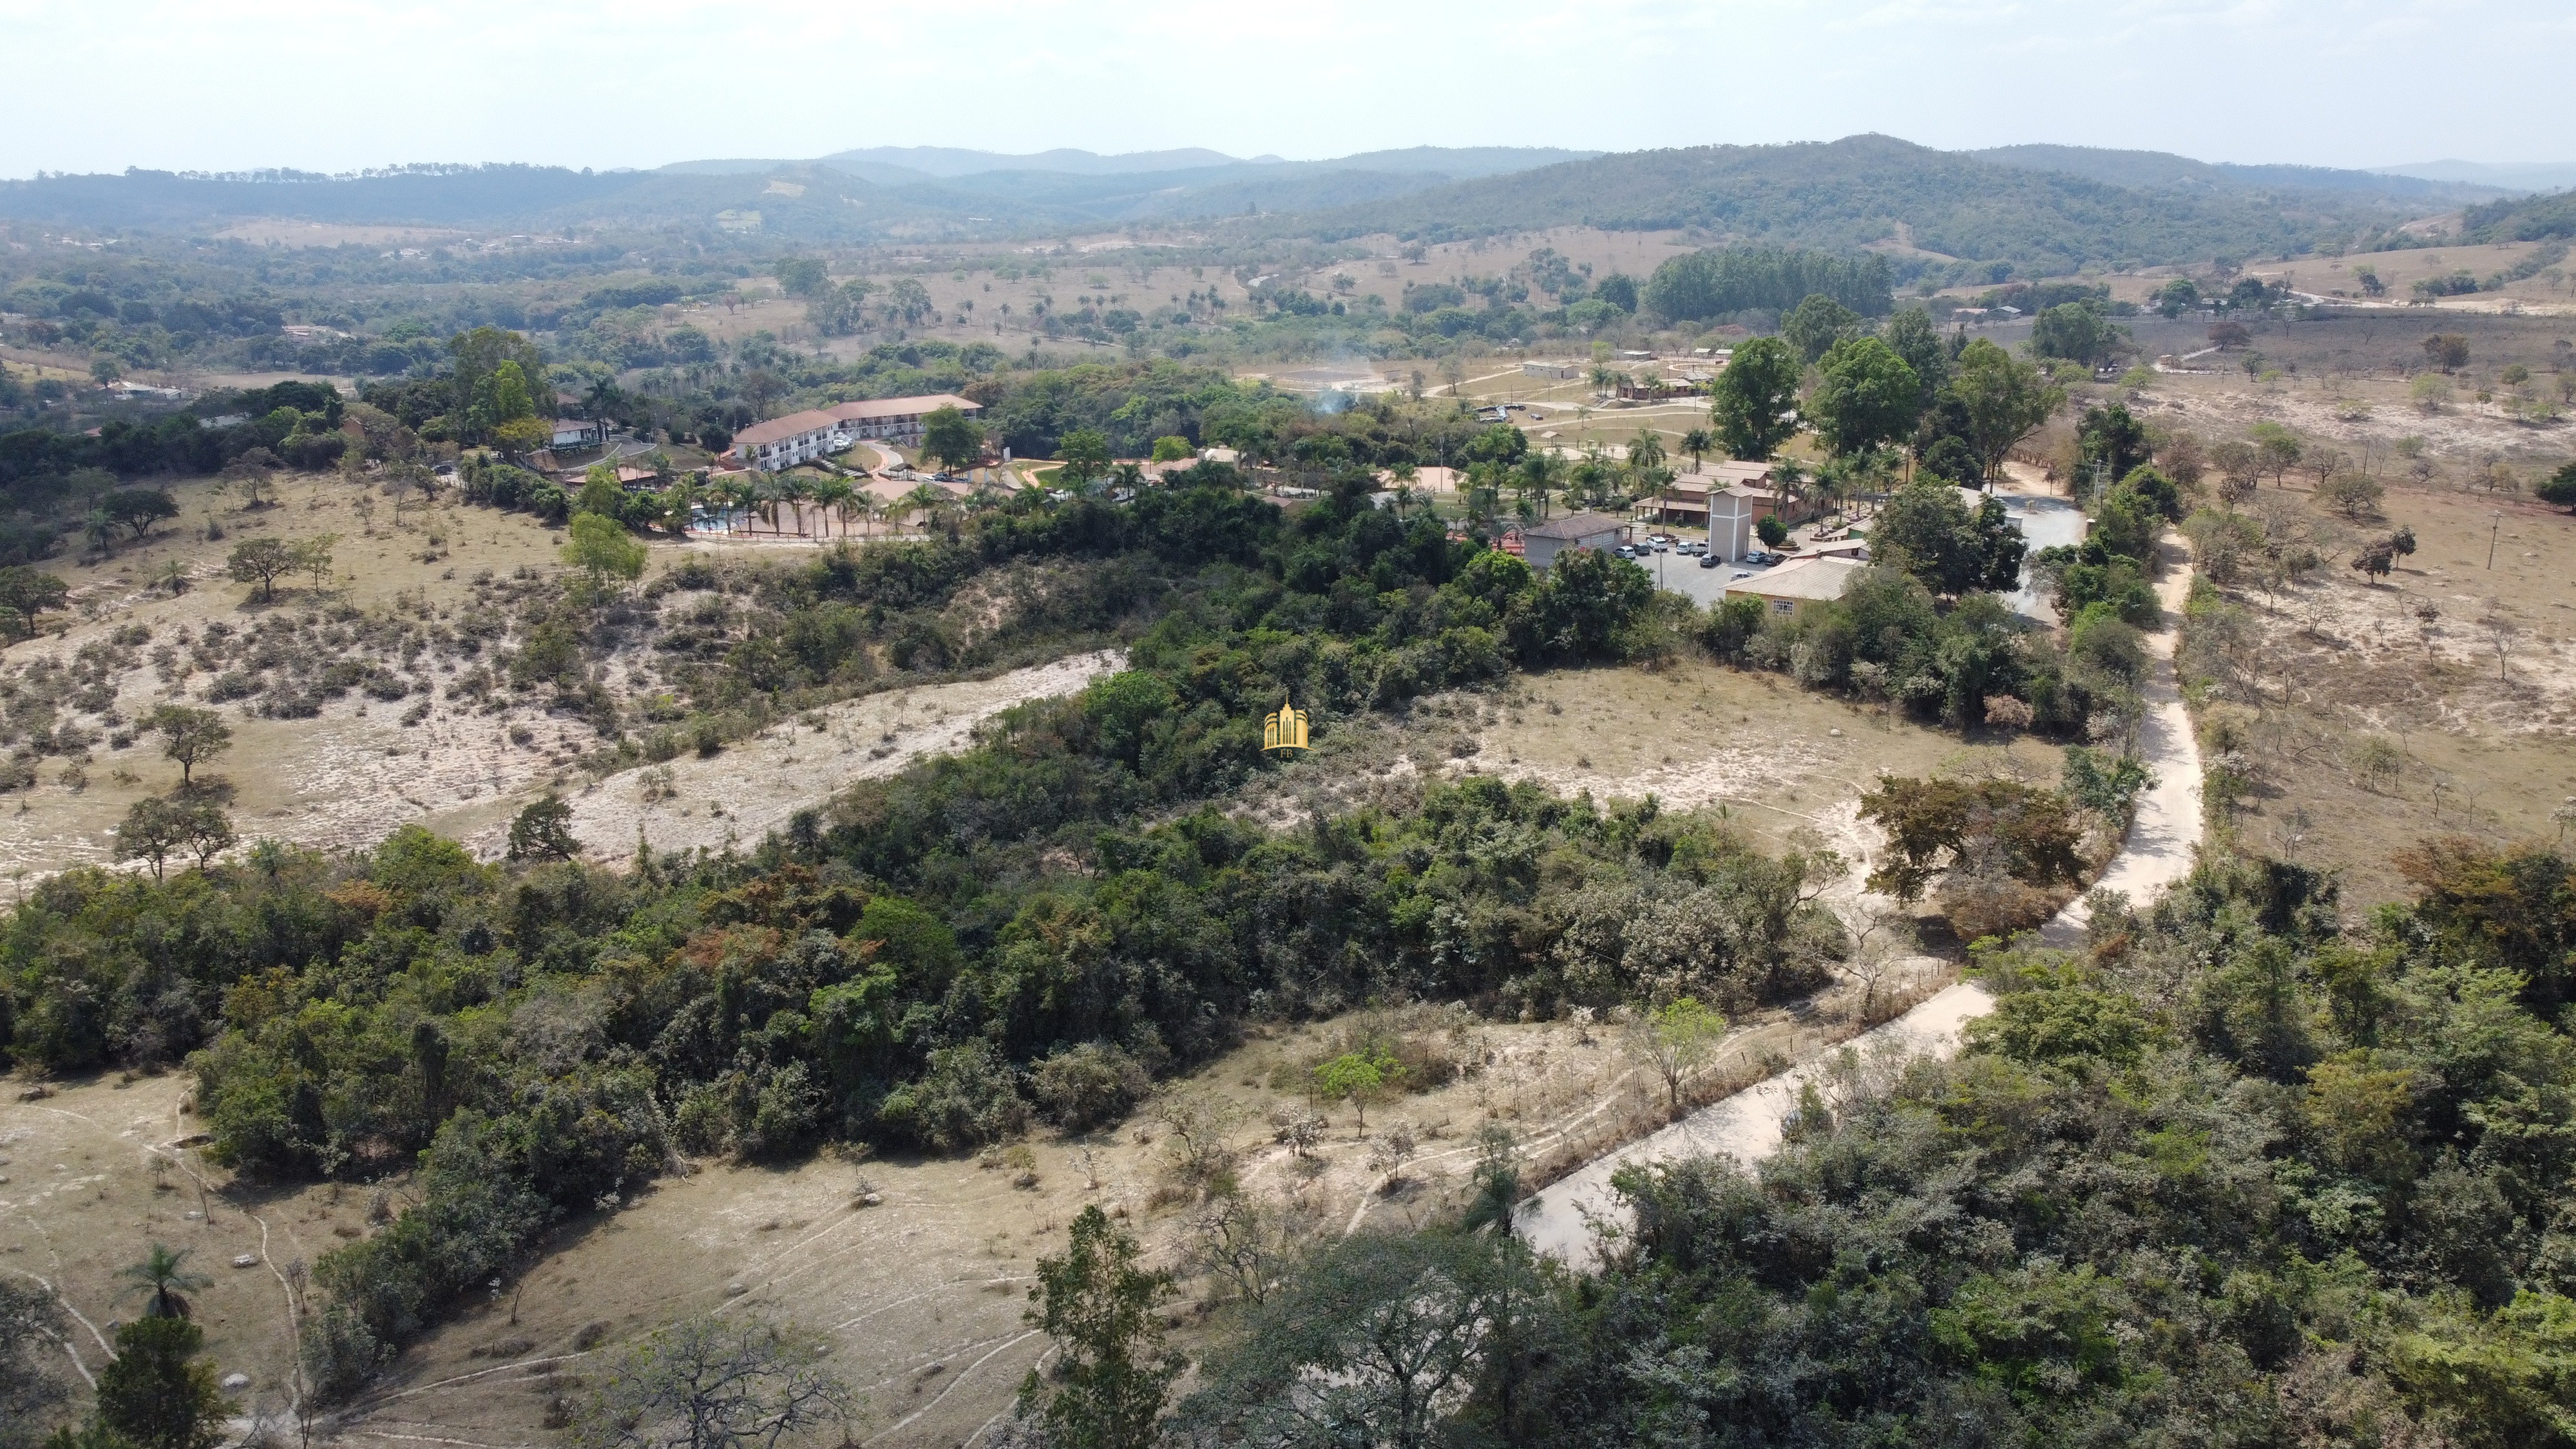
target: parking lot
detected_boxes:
[1621,535,1779,607]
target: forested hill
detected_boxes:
[1970,143,2510,202]
[1253,134,2460,274]
[0,149,1596,241]
[2463,186,2576,242]
[0,164,965,239]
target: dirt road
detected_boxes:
[1517,541,2205,1268]
[439,650,1123,861]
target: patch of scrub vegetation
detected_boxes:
[0,468,1842,1410]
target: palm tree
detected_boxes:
[1629,430,1666,473]
[776,473,814,537]
[747,478,783,536]
[1514,452,1561,521]
[705,475,743,535]
[1589,363,1617,399]
[812,477,855,539]
[582,378,620,447]
[902,483,947,534]
[1681,428,1712,474]
[119,1242,209,1320]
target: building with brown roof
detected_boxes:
[727,394,984,472]
[1722,555,1866,617]
[1520,511,1628,572]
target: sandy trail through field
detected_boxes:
[1518,544,2206,1269]
[444,650,1123,860]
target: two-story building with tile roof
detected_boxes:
[728,394,984,472]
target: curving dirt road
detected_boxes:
[1518,542,2204,1269]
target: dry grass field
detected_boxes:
[2187,480,2576,906]
[0,471,1111,882]
[0,475,577,878]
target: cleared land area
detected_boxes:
[2188,480,2576,906]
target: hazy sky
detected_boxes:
[4,0,2569,178]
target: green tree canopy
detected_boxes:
[774,257,828,298]
[94,1315,227,1449]
[225,538,294,601]
[921,405,986,471]
[0,566,71,638]
[1710,336,1802,460]
[507,795,581,862]
[1018,1206,1178,1449]
[1784,292,1867,364]
[1808,336,1923,458]
[1871,479,2028,596]
[1882,307,1952,410]
[1952,338,2066,483]
[2030,300,2128,366]
[562,513,648,596]
[1056,427,1113,489]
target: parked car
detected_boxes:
[1614,544,1637,559]
[1730,570,1753,580]
[1698,553,1721,569]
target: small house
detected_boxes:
[1722,556,1867,617]
[1519,511,1628,573]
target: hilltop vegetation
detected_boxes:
[1266,135,2450,274]
[2465,186,2576,242]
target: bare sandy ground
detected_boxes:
[443,652,1123,862]
[1519,980,1996,1268]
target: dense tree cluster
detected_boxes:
[1176,846,2576,1449]
[1641,246,1895,325]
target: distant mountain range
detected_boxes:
[2376,158,2576,192]
[663,145,1599,184]
[0,146,1600,242]
[0,138,2564,277]
[1254,135,2500,273]
[1968,145,2512,202]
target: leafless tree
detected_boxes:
[2479,614,2521,682]
[1156,1091,1247,1186]
[1368,1123,1420,1189]
[566,1311,854,1449]
[1838,905,1918,1021]
[1185,1191,1322,1306]
[1269,1107,1326,1159]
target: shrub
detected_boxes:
[1031,1043,1152,1132]
[877,1041,1028,1151]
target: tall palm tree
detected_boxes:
[1681,428,1713,474]
[707,475,745,535]
[812,477,855,539]
[777,473,814,537]
[902,483,946,534]
[119,1242,209,1320]
[582,378,620,447]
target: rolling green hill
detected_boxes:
[2462,187,2576,242]
[1259,135,2457,275]
[1970,144,2503,202]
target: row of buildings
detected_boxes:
[725,393,984,472]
